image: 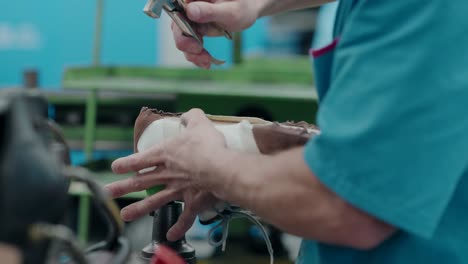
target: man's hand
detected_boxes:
[105,109,229,241]
[173,0,333,68]
[174,0,261,69]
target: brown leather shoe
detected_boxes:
[134,107,319,155]
[133,107,319,224]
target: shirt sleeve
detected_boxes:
[305,0,468,239]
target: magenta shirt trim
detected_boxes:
[310,38,340,58]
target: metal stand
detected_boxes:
[140,202,196,264]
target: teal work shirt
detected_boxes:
[300,0,468,263]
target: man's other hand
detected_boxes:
[106,109,229,241]
[173,0,260,68]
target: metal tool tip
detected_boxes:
[143,9,159,18]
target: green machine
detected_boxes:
[52,57,318,159]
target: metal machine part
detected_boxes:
[140,202,196,264]
[143,0,232,65]
[0,90,69,263]
[30,167,132,264]
[0,90,131,264]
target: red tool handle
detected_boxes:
[151,245,186,264]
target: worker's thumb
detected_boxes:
[186,1,238,27]
[181,108,209,129]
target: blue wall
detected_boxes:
[0,0,158,88]
[1,0,268,88]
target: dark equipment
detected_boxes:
[0,90,131,264]
[140,202,196,264]
[0,90,69,263]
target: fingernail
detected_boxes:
[189,44,202,54]
[202,61,211,69]
[111,162,120,173]
[188,4,201,21]
[166,231,175,241]
[121,208,131,221]
[103,185,116,196]
[166,230,178,242]
[121,208,128,218]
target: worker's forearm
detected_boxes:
[257,0,336,17]
[213,147,395,249]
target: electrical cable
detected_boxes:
[29,223,88,264]
[207,206,274,264]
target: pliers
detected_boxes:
[143,0,232,65]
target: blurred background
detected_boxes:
[0,1,337,263]
[0,0,327,87]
